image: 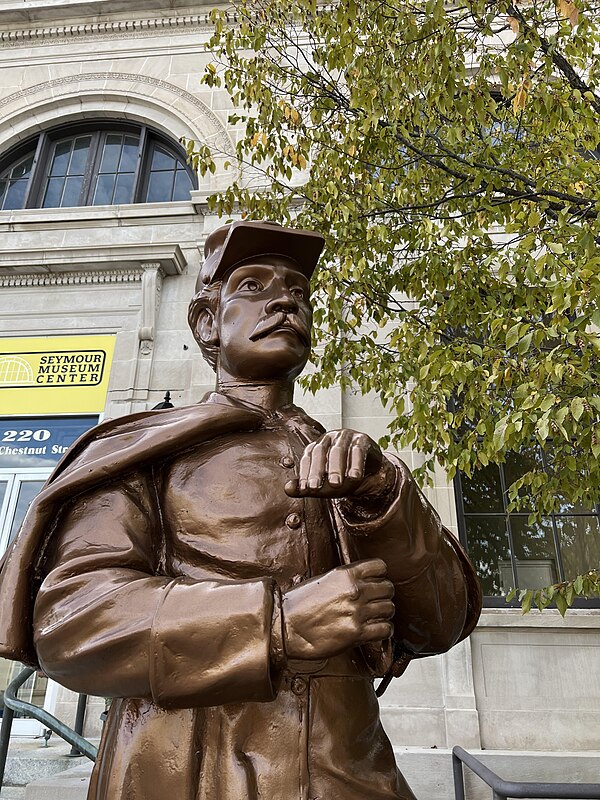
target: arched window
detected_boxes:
[0,123,197,210]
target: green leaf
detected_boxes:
[555,593,568,617]
[571,397,584,421]
[521,589,533,615]
[506,322,521,350]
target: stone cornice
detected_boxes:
[0,242,187,276]
[0,12,237,46]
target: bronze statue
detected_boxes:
[0,221,481,800]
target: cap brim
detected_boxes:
[211,221,325,283]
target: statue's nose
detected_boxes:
[265,289,298,314]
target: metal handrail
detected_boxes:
[453,746,600,800]
[0,667,97,791]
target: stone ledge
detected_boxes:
[0,242,187,276]
[0,201,199,229]
[477,608,600,629]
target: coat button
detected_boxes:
[280,455,295,468]
[285,512,302,529]
[291,677,307,696]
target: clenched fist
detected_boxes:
[282,559,394,660]
[284,429,394,500]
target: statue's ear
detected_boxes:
[196,308,219,346]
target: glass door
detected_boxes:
[0,472,50,735]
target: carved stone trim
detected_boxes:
[0,269,144,287]
[138,262,163,350]
[0,13,238,46]
[0,72,233,155]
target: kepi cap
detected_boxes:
[197,220,325,291]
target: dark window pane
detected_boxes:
[12,154,34,180]
[93,173,116,205]
[100,134,123,174]
[542,451,594,512]
[4,180,28,210]
[69,136,92,175]
[50,140,72,176]
[0,152,34,209]
[146,170,174,202]
[465,515,511,596]
[61,175,84,207]
[120,136,140,172]
[557,516,600,581]
[503,446,543,511]
[511,516,558,588]
[461,463,503,512]
[151,145,177,171]
[42,176,65,208]
[113,172,134,204]
[0,480,8,510]
[8,481,46,545]
[173,167,193,201]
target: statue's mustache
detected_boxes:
[249,312,310,347]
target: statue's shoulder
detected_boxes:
[49,399,263,492]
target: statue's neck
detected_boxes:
[216,372,295,412]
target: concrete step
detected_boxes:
[396,747,600,800]
[17,747,600,800]
[0,787,26,799]
[24,763,92,800]
[2,738,78,787]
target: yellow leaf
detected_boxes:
[298,154,307,170]
[250,132,260,147]
[557,0,579,24]
[290,108,300,124]
[512,78,530,113]
[347,144,356,157]
[507,15,520,33]
[261,133,268,146]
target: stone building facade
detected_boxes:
[0,1,598,795]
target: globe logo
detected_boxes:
[0,356,35,385]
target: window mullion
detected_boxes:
[132,127,148,203]
[25,133,50,209]
[498,463,519,590]
[539,449,566,583]
[81,132,103,205]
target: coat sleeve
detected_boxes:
[335,456,481,658]
[33,472,279,709]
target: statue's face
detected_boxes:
[216,256,312,381]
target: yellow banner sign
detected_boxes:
[0,336,116,415]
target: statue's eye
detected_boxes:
[291,287,305,299]
[240,279,262,292]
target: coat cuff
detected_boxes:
[150,578,276,709]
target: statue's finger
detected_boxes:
[305,438,328,490]
[348,434,369,479]
[326,430,353,485]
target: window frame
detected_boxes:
[454,458,600,607]
[0,122,197,210]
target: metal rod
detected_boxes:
[69,694,88,757]
[452,752,466,800]
[0,704,15,791]
[453,746,600,800]
[3,668,97,763]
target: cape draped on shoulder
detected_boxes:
[0,400,263,667]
